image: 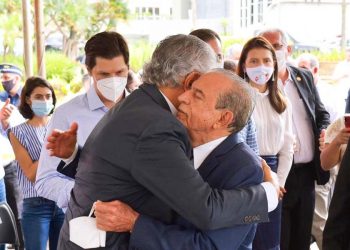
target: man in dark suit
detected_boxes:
[260,28,330,250]
[57,34,279,249]
[93,69,264,249]
[323,139,350,250]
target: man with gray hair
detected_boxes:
[92,69,265,249]
[297,52,340,249]
[57,34,278,249]
[259,28,330,250]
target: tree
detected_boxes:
[0,1,22,60]
[45,0,128,59]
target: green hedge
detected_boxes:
[0,52,82,99]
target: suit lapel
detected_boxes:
[198,133,241,179]
[289,67,316,122]
[139,84,172,112]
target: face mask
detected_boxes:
[2,79,16,93]
[96,76,127,102]
[275,50,287,72]
[31,100,54,117]
[69,205,106,249]
[245,65,274,85]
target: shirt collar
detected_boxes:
[159,91,177,116]
[193,136,228,169]
[87,86,129,112]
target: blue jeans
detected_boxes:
[253,155,281,250]
[0,177,5,202]
[0,178,5,250]
[22,197,65,250]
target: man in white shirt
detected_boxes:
[260,28,330,250]
[297,53,340,249]
[35,31,130,210]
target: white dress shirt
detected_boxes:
[252,89,294,187]
[160,91,278,212]
[193,137,227,169]
[279,70,315,164]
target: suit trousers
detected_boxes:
[253,155,281,250]
[281,163,315,250]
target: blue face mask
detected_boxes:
[2,79,16,93]
[31,100,54,117]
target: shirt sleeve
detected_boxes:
[277,99,294,187]
[35,108,75,210]
[131,121,270,230]
[244,118,260,155]
[261,181,278,212]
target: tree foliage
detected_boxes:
[45,0,128,59]
[0,1,22,60]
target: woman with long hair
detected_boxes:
[237,36,294,250]
[8,77,64,250]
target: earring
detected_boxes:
[272,73,275,81]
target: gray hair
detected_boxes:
[142,34,217,88]
[258,27,288,46]
[297,53,319,69]
[212,68,256,133]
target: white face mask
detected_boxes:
[275,50,287,72]
[96,76,127,102]
[69,205,106,249]
[245,65,274,85]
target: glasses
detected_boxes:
[216,54,224,64]
[272,43,285,50]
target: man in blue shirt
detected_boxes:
[0,63,25,249]
[35,31,130,210]
[0,64,23,107]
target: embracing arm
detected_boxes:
[131,121,276,230]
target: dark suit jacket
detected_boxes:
[288,66,330,184]
[129,133,263,250]
[58,84,268,249]
[323,140,350,250]
[345,88,350,113]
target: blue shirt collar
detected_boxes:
[87,86,107,111]
[0,86,22,107]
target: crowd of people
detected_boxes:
[0,27,349,250]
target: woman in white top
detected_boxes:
[237,36,294,250]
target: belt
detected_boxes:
[293,162,312,168]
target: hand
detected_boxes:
[46,122,78,158]
[279,186,287,200]
[0,99,14,121]
[319,129,326,151]
[333,127,350,146]
[0,99,14,130]
[94,200,139,232]
[261,159,280,197]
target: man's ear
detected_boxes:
[214,110,234,129]
[183,72,201,90]
[313,66,319,75]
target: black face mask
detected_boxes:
[2,79,16,93]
